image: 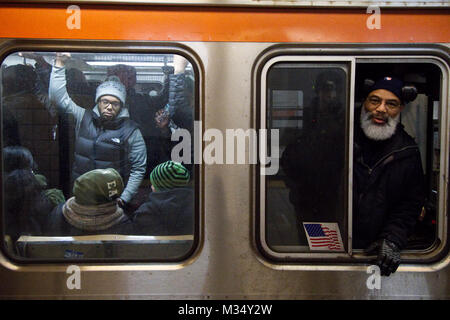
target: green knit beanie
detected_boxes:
[149,161,190,191]
[73,168,124,206]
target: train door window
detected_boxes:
[259,56,354,259]
[257,52,449,267]
[1,50,198,263]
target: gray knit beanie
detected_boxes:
[95,75,127,106]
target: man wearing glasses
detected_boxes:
[49,54,147,209]
[353,76,425,276]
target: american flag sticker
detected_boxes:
[303,222,344,252]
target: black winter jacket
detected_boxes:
[353,108,425,249]
[131,188,194,235]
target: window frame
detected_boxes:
[253,45,450,271]
[259,55,356,260]
[0,39,203,267]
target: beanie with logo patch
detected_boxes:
[72,168,124,206]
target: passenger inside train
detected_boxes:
[130,160,194,236]
[1,51,196,260]
[265,60,440,271]
[3,146,65,242]
[353,76,425,276]
[281,70,346,244]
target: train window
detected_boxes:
[259,57,353,259]
[258,53,449,266]
[1,50,198,263]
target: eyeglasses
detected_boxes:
[366,96,401,110]
[99,98,121,108]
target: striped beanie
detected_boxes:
[149,161,190,191]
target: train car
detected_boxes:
[0,0,449,301]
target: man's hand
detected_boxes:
[18,52,45,63]
[117,198,127,209]
[173,54,188,75]
[55,52,71,67]
[365,239,401,276]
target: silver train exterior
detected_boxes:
[0,38,449,299]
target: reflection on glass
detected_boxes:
[1,51,196,261]
[265,64,348,253]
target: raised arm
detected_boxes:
[49,53,85,125]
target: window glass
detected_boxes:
[261,57,445,264]
[1,51,197,261]
[353,62,442,253]
[264,63,349,253]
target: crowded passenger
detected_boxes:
[131,161,194,235]
[281,71,346,242]
[2,53,195,245]
[2,64,38,147]
[49,53,147,210]
[3,146,65,241]
[23,52,193,176]
[41,168,135,235]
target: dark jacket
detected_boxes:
[131,187,194,235]
[73,109,139,184]
[4,169,56,241]
[280,102,346,224]
[353,108,425,249]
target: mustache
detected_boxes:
[363,112,395,127]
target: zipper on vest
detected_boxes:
[93,127,105,169]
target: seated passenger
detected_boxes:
[131,161,194,235]
[42,168,134,235]
[3,146,64,241]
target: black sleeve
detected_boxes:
[168,73,194,132]
[33,57,52,107]
[379,154,426,249]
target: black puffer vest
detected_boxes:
[73,110,138,184]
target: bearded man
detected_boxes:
[353,76,425,276]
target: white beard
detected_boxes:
[360,107,399,141]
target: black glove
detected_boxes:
[117,198,127,209]
[365,239,401,276]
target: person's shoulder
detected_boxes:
[395,123,419,148]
